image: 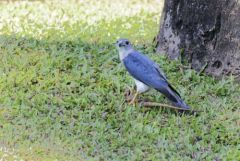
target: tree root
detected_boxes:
[139,101,191,111]
[124,87,201,113]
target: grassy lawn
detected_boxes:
[0,0,239,160]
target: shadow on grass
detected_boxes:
[0,34,123,159]
[0,34,239,160]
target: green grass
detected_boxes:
[0,0,239,160]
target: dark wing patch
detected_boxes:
[167,84,181,98]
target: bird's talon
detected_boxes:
[124,88,133,102]
[129,102,136,106]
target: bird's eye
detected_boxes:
[125,41,129,45]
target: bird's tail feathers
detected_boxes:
[157,86,191,110]
[173,98,191,110]
[169,88,191,110]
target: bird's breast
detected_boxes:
[118,49,134,62]
[119,51,128,61]
[134,79,150,93]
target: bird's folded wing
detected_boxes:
[123,51,168,89]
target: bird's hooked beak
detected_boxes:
[113,41,124,47]
[118,43,124,47]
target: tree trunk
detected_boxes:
[156,0,240,79]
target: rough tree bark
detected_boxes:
[156,0,240,79]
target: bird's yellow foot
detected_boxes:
[124,87,135,102]
[129,99,137,105]
[129,92,139,106]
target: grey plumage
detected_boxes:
[116,38,190,109]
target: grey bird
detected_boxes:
[115,38,190,110]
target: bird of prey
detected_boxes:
[115,38,190,110]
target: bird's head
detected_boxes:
[115,38,132,51]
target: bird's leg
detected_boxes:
[124,86,135,102]
[129,92,139,105]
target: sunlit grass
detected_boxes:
[0,0,162,43]
[0,0,239,160]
